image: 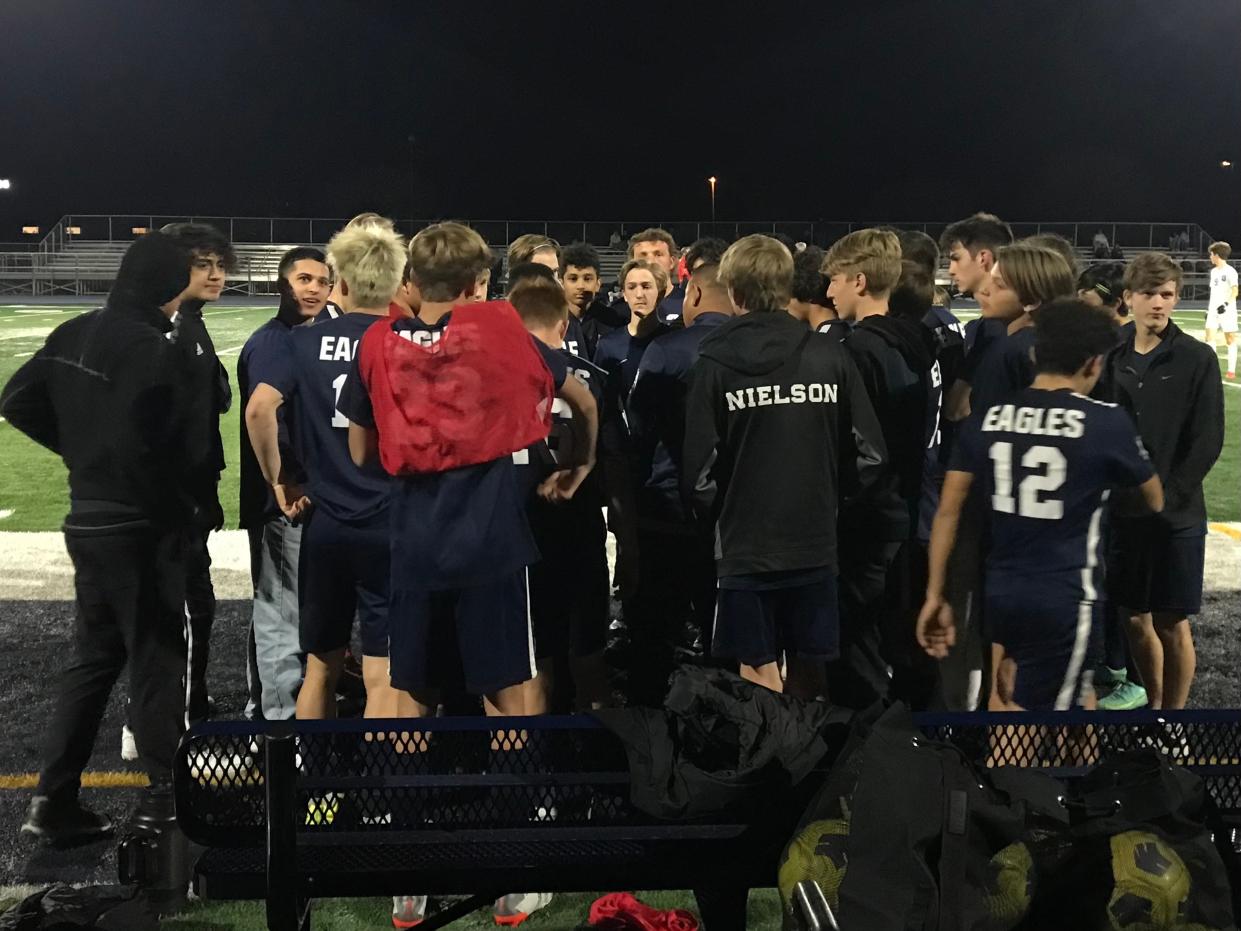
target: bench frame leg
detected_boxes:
[694,884,749,931]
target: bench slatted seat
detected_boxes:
[174,711,1241,931]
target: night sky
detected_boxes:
[2,0,1240,239]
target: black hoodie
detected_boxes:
[682,311,889,577]
[843,314,938,542]
[0,233,202,528]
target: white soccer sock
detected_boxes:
[1228,342,1237,374]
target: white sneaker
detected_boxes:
[121,725,138,762]
[494,892,553,926]
[392,894,427,928]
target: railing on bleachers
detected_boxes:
[0,215,1223,298]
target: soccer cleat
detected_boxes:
[120,725,138,762]
[1099,680,1149,711]
[392,895,427,928]
[494,892,553,926]
[20,796,113,844]
[1227,371,1235,380]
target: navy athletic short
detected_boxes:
[1108,518,1206,616]
[712,572,839,668]
[527,508,609,661]
[388,569,536,696]
[298,509,389,657]
[986,588,1100,711]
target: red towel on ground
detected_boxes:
[357,301,554,475]
[588,892,699,930]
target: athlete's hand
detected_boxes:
[274,483,312,522]
[916,595,956,659]
[537,466,590,503]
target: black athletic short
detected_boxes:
[528,507,609,660]
[388,569,536,697]
[1108,517,1206,616]
[712,571,839,668]
[298,509,389,657]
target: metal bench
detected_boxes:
[173,710,1241,930]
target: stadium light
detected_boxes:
[0,179,11,190]
[1222,160,1234,169]
[66,226,81,236]
[708,176,717,224]
[131,226,148,234]
[21,226,39,235]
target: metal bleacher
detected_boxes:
[0,215,1226,299]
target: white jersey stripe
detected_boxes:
[523,567,537,680]
[1056,501,1104,710]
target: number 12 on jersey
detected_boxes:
[989,442,1066,519]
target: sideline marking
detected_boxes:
[1209,522,1241,541]
[0,771,148,790]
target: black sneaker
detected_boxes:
[21,795,113,844]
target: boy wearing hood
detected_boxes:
[825,229,938,708]
[682,235,888,699]
[2,233,199,843]
[237,247,331,721]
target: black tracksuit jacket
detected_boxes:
[1098,320,1224,529]
[682,311,889,577]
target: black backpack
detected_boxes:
[0,885,158,931]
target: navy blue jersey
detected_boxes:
[514,347,604,501]
[338,311,565,590]
[564,314,586,358]
[968,326,1036,415]
[655,283,686,327]
[918,306,967,541]
[627,312,728,520]
[266,313,392,524]
[950,388,1154,601]
[237,318,302,529]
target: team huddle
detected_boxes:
[0,215,1226,895]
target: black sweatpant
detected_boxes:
[184,526,215,723]
[38,525,189,802]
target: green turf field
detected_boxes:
[0,303,1237,530]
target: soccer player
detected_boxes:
[965,243,1076,415]
[2,233,198,842]
[1206,241,1238,378]
[594,259,670,608]
[684,236,728,272]
[237,246,331,720]
[561,241,628,358]
[245,223,408,721]
[628,227,684,325]
[824,230,937,708]
[508,261,586,356]
[326,212,394,315]
[1077,263,1128,326]
[682,235,888,699]
[1099,253,1224,710]
[787,245,845,338]
[160,222,236,728]
[623,261,734,701]
[507,234,560,275]
[509,279,610,711]
[940,212,1014,301]
[339,222,597,720]
[918,300,1164,711]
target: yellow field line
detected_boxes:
[0,771,149,790]
[1209,522,1241,541]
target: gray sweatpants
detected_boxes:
[246,519,303,720]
